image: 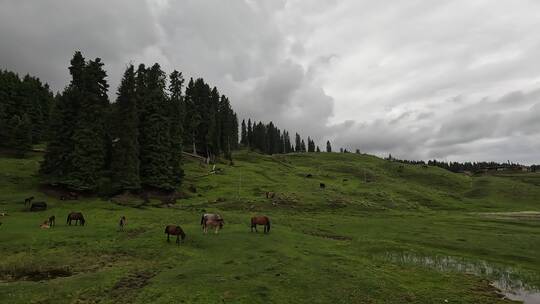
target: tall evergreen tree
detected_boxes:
[295,133,301,152]
[240,119,247,146]
[9,114,32,157]
[139,63,173,190]
[307,137,315,152]
[168,70,185,184]
[247,119,253,148]
[69,57,110,190]
[183,78,200,155]
[326,140,332,153]
[41,51,85,185]
[110,65,140,192]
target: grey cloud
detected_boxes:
[1,0,539,163]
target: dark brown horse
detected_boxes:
[24,196,34,207]
[67,212,85,226]
[165,225,186,244]
[118,216,126,231]
[48,215,55,227]
[251,216,271,233]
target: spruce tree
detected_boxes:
[139,63,173,190]
[326,140,332,152]
[41,51,85,184]
[9,114,32,157]
[110,65,140,192]
[240,119,247,146]
[295,133,301,152]
[247,119,253,148]
[69,57,110,191]
[168,70,184,183]
[207,87,220,160]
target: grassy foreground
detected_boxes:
[0,150,539,303]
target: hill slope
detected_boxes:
[0,151,539,303]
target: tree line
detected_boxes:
[239,119,329,154]
[0,70,54,156]
[38,51,239,193]
[387,154,537,173]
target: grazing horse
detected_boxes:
[30,202,47,211]
[251,216,271,233]
[204,218,224,234]
[67,212,85,226]
[48,215,55,227]
[60,192,78,201]
[118,216,126,231]
[164,225,186,244]
[265,192,275,199]
[24,196,35,207]
[200,213,222,226]
[40,220,50,229]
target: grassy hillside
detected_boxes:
[0,150,539,303]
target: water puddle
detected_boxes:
[383,252,540,303]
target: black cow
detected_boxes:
[30,202,47,212]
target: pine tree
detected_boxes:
[207,87,220,160]
[110,65,140,192]
[247,119,253,148]
[301,139,306,152]
[139,63,173,190]
[240,119,247,146]
[9,114,32,157]
[316,146,321,153]
[326,140,332,153]
[69,57,110,191]
[168,70,184,183]
[295,133,301,152]
[307,137,315,152]
[183,78,201,155]
[41,51,85,184]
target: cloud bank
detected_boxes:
[1,0,539,163]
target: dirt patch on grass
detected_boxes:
[0,267,72,282]
[109,270,157,302]
[126,227,147,239]
[303,229,352,241]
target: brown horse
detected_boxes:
[48,215,55,227]
[204,218,224,234]
[24,196,34,207]
[165,225,186,244]
[251,216,271,233]
[67,212,85,226]
[118,216,126,231]
[40,220,50,229]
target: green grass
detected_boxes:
[0,150,539,303]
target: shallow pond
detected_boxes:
[383,251,540,303]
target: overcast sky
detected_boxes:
[1,0,539,163]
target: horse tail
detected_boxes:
[266,218,271,232]
[200,215,205,226]
[164,226,168,234]
[66,214,70,224]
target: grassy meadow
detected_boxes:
[0,150,539,303]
